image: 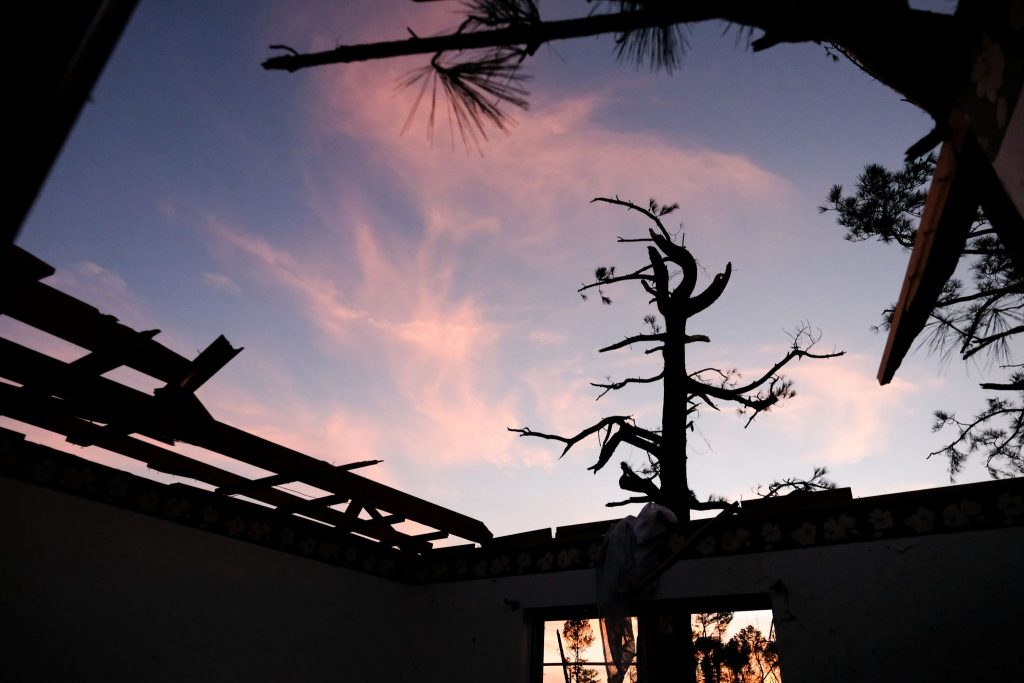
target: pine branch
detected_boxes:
[592,372,665,400]
[509,415,639,457]
[689,341,843,401]
[980,379,1024,391]
[962,325,1024,360]
[577,264,654,294]
[263,7,723,72]
[598,333,666,353]
[757,466,836,498]
[592,196,673,241]
[935,283,1023,308]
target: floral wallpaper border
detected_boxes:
[0,430,413,582]
[3,428,1022,586]
[415,478,1024,583]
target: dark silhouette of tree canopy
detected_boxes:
[561,619,600,683]
[263,0,979,154]
[692,612,781,683]
[821,156,1023,479]
[756,465,837,499]
[510,197,843,519]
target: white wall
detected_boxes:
[3,476,1022,682]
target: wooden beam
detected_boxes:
[878,112,981,385]
[70,330,161,376]
[0,384,428,549]
[2,276,190,383]
[0,334,492,544]
[1,244,55,282]
[274,493,350,514]
[160,335,242,394]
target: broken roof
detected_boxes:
[1,244,491,553]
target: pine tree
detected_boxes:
[562,619,600,683]
[822,156,1023,478]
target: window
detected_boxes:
[540,617,639,683]
[536,607,780,682]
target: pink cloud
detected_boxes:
[206,214,529,470]
[47,261,156,332]
[203,9,805,486]
[308,58,797,264]
[527,330,566,346]
[194,378,409,490]
[0,316,90,363]
[767,353,920,464]
[202,272,241,294]
[207,217,367,334]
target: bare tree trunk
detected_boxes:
[660,317,690,521]
[640,614,697,683]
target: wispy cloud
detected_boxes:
[48,261,154,331]
[312,66,797,263]
[201,10,808,494]
[202,272,241,294]
[207,218,368,336]
[528,330,566,346]
[206,213,528,468]
[768,353,920,464]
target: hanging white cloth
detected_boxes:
[597,503,678,682]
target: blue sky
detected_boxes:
[6,0,993,538]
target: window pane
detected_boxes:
[540,610,781,683]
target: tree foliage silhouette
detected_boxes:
[511,197,843,519]
[692,612,781,683]
[263,0,977,155]
[562,619,600,683]
[821,156,1023,478]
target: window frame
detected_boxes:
[528,594,774,683]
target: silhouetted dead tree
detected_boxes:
[262,0,975,154]
[510,197,844,520]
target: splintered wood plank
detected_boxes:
[878,113,981,384]
[2,278,191,382]
[1,245,55,282]
[0,384,428,550]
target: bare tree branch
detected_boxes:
[599,332,708,353]
[598,333,666,353]
[511,196,842,514]
[592,196,673,241]
[688,341,844,401]
[592,372,665,399]
[578,264,654,294]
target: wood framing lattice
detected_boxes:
[0,245,492,553]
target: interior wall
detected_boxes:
[0,478,418,683]
[414,526,1023,682]
[4,476,1022,682]
[650,530,1024,681]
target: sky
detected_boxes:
[6,0,996,540]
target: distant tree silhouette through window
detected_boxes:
[561,619,601,683]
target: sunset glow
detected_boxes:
[5,0,992,539]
